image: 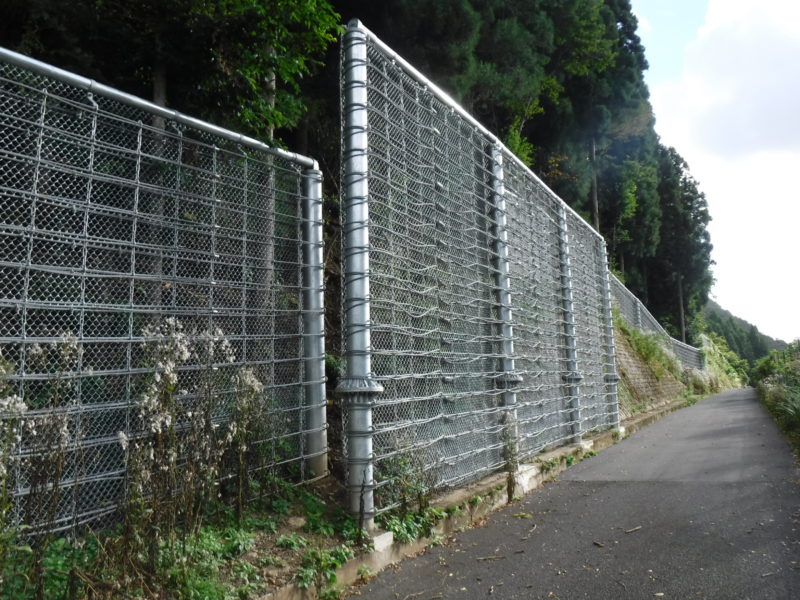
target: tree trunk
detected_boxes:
[152,59,167,125]
[150,50,167,309]
[591,136,600,232]
[266,63,276,143]
[677,274,686,343]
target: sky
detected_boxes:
[631,0,800,343]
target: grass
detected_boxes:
[759,382,800,456]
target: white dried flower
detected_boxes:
[0,394,26,417]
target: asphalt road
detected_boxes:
[349,389,800,599]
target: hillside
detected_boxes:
[703,299,787,365]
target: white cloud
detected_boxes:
[634,12,651,36]
[649,0,800,342]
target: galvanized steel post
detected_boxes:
[302,168,327,478]
[337,20,383,527]
[490,146,522,431]
[557,204,583,443]
[598,243,621,430]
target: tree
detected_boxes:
[644,145,713,343]
[1,0,341,140]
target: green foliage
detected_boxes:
[504,113,538,166]
[377,506,446,545]
[702,300,787,367]
[615,315,681,381]
[276,533,309,551]
[537,457,559,473]
[295,544,354,594]
[703,333,749,386]
[302,493,336,537]
[375,449,432,515]
[754,342,800,449]
[1,536,97,600]
[2,0,341,139]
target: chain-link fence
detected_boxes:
[338,21,619,517]
[0,48,325,534]
[609,275,704,370]
[670,338,704,371]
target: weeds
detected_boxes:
[276,533,309,551]
[754,342,800,454]
[377,506,445,544]
[295,544,354,591]
[0,348,28,590]
[0,318,363,600]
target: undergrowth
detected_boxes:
[0,321,367,600]
[754,342,800,454]
[615,314,682,381]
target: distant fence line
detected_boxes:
[609,275,705,371]
[1,29,705,535]
[0,47,325,533]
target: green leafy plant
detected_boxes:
[378,506,445,544]
[276,533,309,551]
[295,544,354,594]
[537,458,559,473]
[302,494,335,537]
[357,564,373,581]
[375,443,435,518]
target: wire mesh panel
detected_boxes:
[351,39,506,513]
[565,213,612,434]
[340,23,626,515]
[0,50,322,534]
[671,339,704,370]
[503,159,572,456]
[610,275,643,330]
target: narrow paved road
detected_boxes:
[350,389,800,599]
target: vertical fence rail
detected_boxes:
[302,168,327,477]
[599,244,621,429]
[489,144,522,465]
[556,205,583,443]
[0,47,325,534]
[337,23,382,524]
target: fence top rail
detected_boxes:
[0,46,318,171]
[347,19,603,243]
[670,336,701,353]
